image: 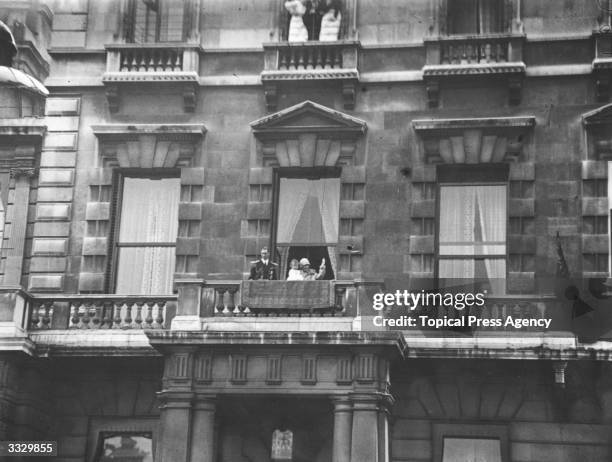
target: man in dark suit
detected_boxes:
[249,247,278,280]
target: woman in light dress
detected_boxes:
[285,0,308,42]
[318,0,342,41]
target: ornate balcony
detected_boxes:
[422,34,526,107]
[201,280,354,317]
[27,295,177,330]
[102,43,200,112]
[261,41,360,111]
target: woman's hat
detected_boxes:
[299,258,310,266]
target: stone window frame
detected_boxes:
[86,416,159,462]
[106,167,181,294]
[438,0,518,36]
[433,423,509,462]
[435,163,510,291]
[276,0,356,42]
[121,0,198,44]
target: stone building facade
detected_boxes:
[1,0,612,461]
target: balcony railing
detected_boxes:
[263,40,359,76]
[27,295,177,330]
[424,34,525,70]
[102,43,200,112]
[201,280,355,317]
[422,34,526,106]
[104,43,200,75]
[261,40,360,110]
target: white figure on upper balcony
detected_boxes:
[287,258,304,280]
[319,0,342,41]
[285,0,308,42]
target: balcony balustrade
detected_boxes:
[102,43,200,112]
[27,294,177,330]
[422,34,525,107]
[261,40,360,110]
[201,280,354,317]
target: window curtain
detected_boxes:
[314,178,340,274]
[476,185,506,293]
[439,186,476,283]
[439,185,506,292]
[116,177,179,294]
[277,179,311,244]
[277,177,340,274]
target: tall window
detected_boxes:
[447,0,504,35]
[438,183,507,294]
[274,170,340,279]
[114,175,179,294]
[124,0,186,43]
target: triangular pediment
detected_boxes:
[583,103,612,126]
[251,101,367,137]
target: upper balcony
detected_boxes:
[2,279,606,360]
[261,0,360,111]
[423,34,526,107]
[102,43,200,113]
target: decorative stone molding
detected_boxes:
[9,167,36,178]
[251,100,366,168]
[91,124,206,168]
[412,116,535,164]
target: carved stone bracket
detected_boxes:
[594,68,612,102]
[508,74,523,105]
[183,84,198,113]
[342,80,357,110]
[9,167,37,179]
[264,83,278,112]
[105,84,119,113]
[425,78,440,108]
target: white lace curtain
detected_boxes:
[439,185,506,293]
[115,177,180,294]
[277,178,340,272]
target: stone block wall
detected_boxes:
[390,359,612,462]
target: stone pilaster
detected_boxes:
[190,395,216,462]
[158,391,194,462]
[332,396,352,462]
[4,168,36,285]
[349,393,381,462]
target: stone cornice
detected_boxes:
[91,123,207,137]
[422,62,526,77]
[412,116,536,132]
[261,69,359,81]
[101,71,199,83]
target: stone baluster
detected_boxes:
[113,301,123,328]
[144,302,154,328]
[156,301,165,326]
[134,301,144,328]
